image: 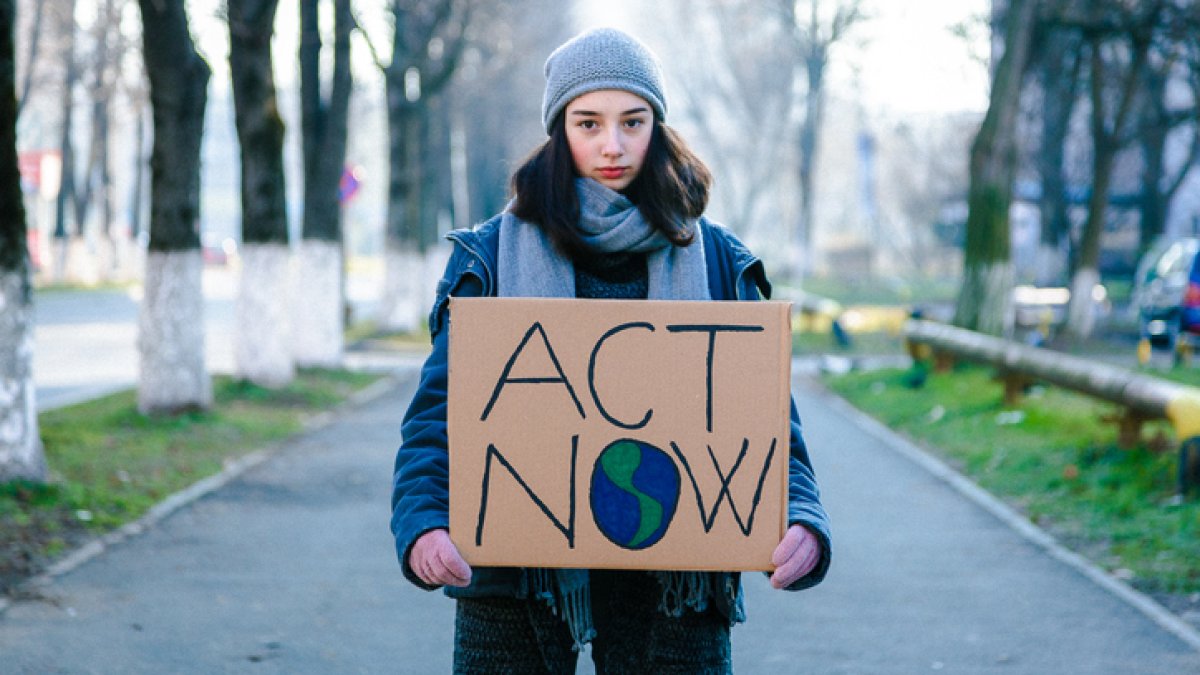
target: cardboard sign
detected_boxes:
[448,297,792,571]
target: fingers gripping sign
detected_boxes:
[769,524,821,589]
[411,529,472,588]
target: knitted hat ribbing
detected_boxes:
[541,28,667,135]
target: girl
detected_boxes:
[391,27,831,674]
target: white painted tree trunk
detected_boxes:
[138,250,212,414]
[235,243,295,386]
[971,261,1016,338]
[291,239,343,368]
[0,271,45,482]
[380,245,427,333]
[1065,266,1100,340]
[379,246,452,333]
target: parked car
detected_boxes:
[1132,236,1200,346]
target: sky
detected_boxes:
[845,0,991,114]
[181,0,991,116]
[576,0,992,116]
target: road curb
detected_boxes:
[0,368,411,618]
[810,380,1200,653]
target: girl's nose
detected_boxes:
[601,128,623,157]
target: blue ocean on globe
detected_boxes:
[590,439,681,550]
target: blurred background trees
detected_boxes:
[5,0,1200,444]
[972,0,1200,337]
[375,0,471,331]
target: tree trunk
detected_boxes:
[129,105,147,241]
[0,0,45,482]
[421,95,446,250]
[952,0,1038,336]
[229,0,293,387]
[1138,103,1167,254]
[381,92,425,332]
[136,0,212,414]
[14,0,44,116]
[1063,34,1147,341]
[97,102,114,275]
[1035,30,1080,287]
[292,240,343,364]
[295,0,351,367]
[379,0,469,332]
[1136,63,1194,256]
[70,0,117,251]
[794,45,826,281]
[52,1,77,279]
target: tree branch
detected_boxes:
[353,5,387,72]
[1163,126,1199,201]
[421,0,471,95]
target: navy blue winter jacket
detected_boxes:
[390,214,832,617]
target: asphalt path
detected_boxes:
[2,366,1199,673]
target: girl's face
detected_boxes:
[563,89,653,192]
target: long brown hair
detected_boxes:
[510,115,712,260]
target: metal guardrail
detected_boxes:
[903,319,1200,494]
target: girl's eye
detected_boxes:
[579,120,597,130]
[624,118,644,128]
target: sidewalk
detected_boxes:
[1,365,1198,673]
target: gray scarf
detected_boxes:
[496,177,714,648]
[497,177,709,300]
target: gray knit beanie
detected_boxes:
[541,27,667,135]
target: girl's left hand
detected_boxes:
[769,524,821,589]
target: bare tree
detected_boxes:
[136,0,212,414]
[649,1,796,251]
[229,0,293,386]
[50,0,78,278]
[1060,3,1156,340]
[1031,27,1084,286]
[294,0,352,367]
[1135,13,1199,254]
[370,0,470,332]
[14,0,45,115]
[444,0,570,224]
[0,0,45,481]
[952,0,1039,335]
[71,0,121,277]
[776,0,866,281]
[36,0,139,281]
[880,114,976,275]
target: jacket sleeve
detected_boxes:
[728,229,831,590]
[390,248,484,590]
[783,398,832,590]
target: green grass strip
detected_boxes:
[824,364,1200,596]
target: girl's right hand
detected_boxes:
[410,528,472,588]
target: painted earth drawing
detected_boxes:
[590,439,681,550]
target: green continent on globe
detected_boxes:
[599,440,664,549]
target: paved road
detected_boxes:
[31,266,383,411]
[2,367,1199,673]
[32,273,235,411]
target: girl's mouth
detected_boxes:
[598,167,626,179]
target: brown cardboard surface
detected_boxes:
[448,297,792,571]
